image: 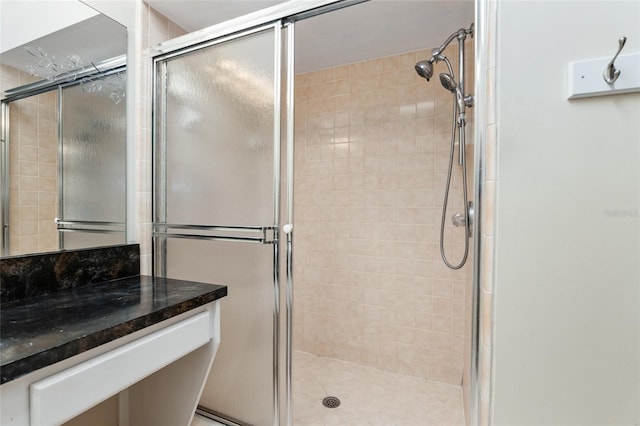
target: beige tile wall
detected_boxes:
[1,64,58,255]
[293,44,474,385]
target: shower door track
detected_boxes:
[151,1,366,58]
[1,56,126,102]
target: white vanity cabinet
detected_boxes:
[1,246,227,425]
[1,301,220,426]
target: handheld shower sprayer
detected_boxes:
[439,73,474,116]
[439,72,458,93]
[439,73,463,110]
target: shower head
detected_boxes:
[416,23,474,83]
[439,73,458,93]
[439,72,466,111]
[415,60,434,81]
[416,50,452,82]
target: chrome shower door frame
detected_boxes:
[469,0,496,422]
[152,22,284,426]
[0,100,9,255]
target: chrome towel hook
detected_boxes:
[603,36,627,84]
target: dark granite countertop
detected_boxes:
[0,275,227,385]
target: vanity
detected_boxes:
[0,2,231,424]
[0,244,227,426]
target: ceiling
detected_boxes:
[0,1,126,79]
[145,0,474,73]
[0,14,126,73]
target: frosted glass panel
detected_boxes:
[165,238,274,426]
[160,29,275,226]
[61,76,126,223]
[61,232,125,250]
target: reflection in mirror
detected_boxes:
[0,1,127,256]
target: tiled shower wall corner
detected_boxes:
[135,4,188,275]
[0,65,58,255]
[293,44,474,385]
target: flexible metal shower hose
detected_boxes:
[439,92,470,269]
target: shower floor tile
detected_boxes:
[293,351,465,426]
[192,351,464,426]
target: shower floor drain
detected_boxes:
[322,396,341,409]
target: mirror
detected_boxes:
[0,0,127,257]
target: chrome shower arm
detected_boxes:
[432,24,474,58]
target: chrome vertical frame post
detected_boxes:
[152,58,168,278]
[283,20,296,426]
[57,87,64,249]
[458,33,467,167]
[272,22,283,426]
[470,0,489,423]
[1,101,9,255]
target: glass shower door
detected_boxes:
[153,25,281,426]
[59,76,127,248]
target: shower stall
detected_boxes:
[150,1,480,425]
[290,16,476,424]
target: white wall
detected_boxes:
[492,1,640,424]
[0,1,98,54]
[81,0,138,29]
